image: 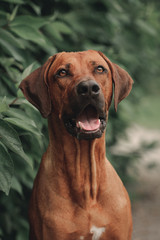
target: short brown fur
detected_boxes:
[20,50,133,240]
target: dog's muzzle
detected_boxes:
[62,80,107,140]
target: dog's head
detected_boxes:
[20,50,133,140]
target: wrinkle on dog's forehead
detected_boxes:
[51,50,109,72]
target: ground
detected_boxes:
[112,125,160,240]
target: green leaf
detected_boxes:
[4,117,41,137]
[0,38,23,62]
[1,74,18,95]
[0,56,15,67]
[11,176,23,195]
[10,25,46,44]
[16,61,40,84]
[17,88,24,98]
[21,62,38,80]
[5,108,38,127]
[37,36,57,54]
[0,141,14,195]
[136,19,157,36]
[0,119,32,168]
[0,28,24,49]
[0,97,9,113]
[10,15,49,29]
[44,21,72,41]
[28,2,41,15]
[9,5,19,22]
[52,21,72,34]
[44,24,63,41]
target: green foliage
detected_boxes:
[0,119,32,168]
[0,0,160,239]
[0,141,14,196]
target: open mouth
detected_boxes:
[63,104,106,140]
[76,105,100,131]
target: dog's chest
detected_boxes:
[47,201,109,240]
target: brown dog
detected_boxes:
[20,50,133,240]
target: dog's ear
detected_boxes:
[98,51,133,111]
[19,55,56,118]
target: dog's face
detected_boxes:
[47,51,112,140]
[20,50,133,140]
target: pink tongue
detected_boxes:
[77,106,100,131]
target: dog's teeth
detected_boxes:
[76,121,81,129]
[77,121,83,130]
[78,121,83,130]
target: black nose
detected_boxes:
[76,80,100,97]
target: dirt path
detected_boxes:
[132,177,160,240]
[112,125,160,240]
[131,125,160,240]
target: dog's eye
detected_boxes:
[96,66,105,73]
[57,69,68,77]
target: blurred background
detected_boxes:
[0,0,160,239]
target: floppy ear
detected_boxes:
[98,51,133,111]
[19,55,56,118]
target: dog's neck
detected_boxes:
[45,114,107,208]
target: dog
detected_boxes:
[20,50,133,240]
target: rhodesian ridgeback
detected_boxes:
[20,50,133,240]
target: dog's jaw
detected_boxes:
[62,104,107,140]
